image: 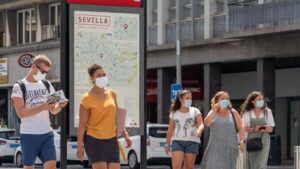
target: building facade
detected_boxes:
[0,0,61,131]
[146,0,300,163]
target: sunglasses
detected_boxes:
[35,64,49,74]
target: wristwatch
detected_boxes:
[165,143,170,147]
[239,140,246,145]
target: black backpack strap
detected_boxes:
[41,79,50,94]
[230,109,238,133]
[16,80,26,103]
[41,80,53,118]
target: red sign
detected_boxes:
[67,0,142,7]
[147,79,157,103]
[76,14,111,26]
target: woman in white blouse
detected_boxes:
[240,91,275,169]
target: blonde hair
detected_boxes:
[32,55,51,67]
[211,91,232,109]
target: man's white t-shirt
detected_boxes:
[170,107,201,143]
[11,79,55,134]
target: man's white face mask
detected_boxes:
[33,70,46,81]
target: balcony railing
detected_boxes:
[165,19,205,44]
[228,0,300,32]
[181,20,193,41]
[149,25,157,46]
[166,22,176,43]
[214,15,226,37]
[195,18,205,40]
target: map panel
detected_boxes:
[73,11,140,128]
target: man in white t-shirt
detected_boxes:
[11,55,67,169]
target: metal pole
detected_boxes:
[60,0,69,169]
[140,0,147,169]
[176,0,182,84]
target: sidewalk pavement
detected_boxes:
[0,164,294,169]
[267,166,293,169]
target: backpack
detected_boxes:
[16,79,51,103]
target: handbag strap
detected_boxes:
[230,109,238,133]
[249,110,266,139]
[260,132,264,138]
[260,109,268,138]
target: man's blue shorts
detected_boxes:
[20,131,56,166]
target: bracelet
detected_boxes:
[239,140,246,145]
[165,143,170,147]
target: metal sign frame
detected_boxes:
[60,1,146,168]
[67,0,141,7]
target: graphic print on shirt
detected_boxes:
[25,88,49,108]
[174,119,181,137]
[183,118,196,137]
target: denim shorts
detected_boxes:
[20,131,56,166]
[171,140,200,155]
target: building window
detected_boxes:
[195,0,204,18]
[17,8,36,45]
[0,12,5,47]
[49,3,60,26]
[183,0,191,20]
[216,0,225,14]
[169,0,176,22]
[152,0,158,25]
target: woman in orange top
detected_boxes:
[76,64,132,169]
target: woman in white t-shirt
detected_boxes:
[240,91,275,169]
[165,90,204,169]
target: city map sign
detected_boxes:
[69,5,144,128]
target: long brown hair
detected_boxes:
[169,90,191,113]
[210,91,232,109]
[240,91,268,116]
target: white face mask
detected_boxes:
[95,76,108,88]
[33,70,46,81]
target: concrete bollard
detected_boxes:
[295,146,300,169]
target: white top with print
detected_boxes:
[170,107,201,143]
[11,79,55,134]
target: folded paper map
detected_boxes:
[44,90,68,104]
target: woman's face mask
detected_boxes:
[95,76,108,88]
[184,99,192,108]
[219,99,229,109]
[256,100,265,108]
